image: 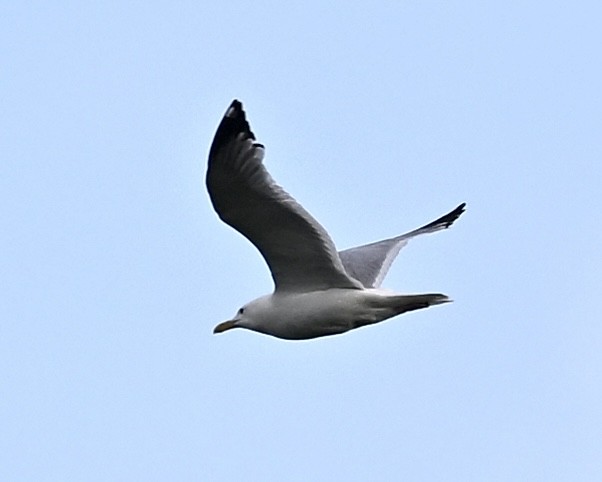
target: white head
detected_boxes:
[213,296,270,335]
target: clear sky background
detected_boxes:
[2,1,601,481]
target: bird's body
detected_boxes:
[207,100,465,340]
[221,289,451,340]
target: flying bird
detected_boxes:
[207,100,465,340]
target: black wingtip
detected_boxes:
[417,202,466,232]
[225,99,244,118]
[209,99,256,159]
[441,202,466,228]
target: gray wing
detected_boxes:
[339,203,466,288]
[206,100,363,293]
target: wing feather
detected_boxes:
[339,203,466,287]
[207,100,362,293]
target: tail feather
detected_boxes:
[394,293,451,314]
[353,292,452,331]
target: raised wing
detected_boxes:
[206,100,363,293]
[339,203,465,288]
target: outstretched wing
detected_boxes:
[206,100,362,293]
[339,203,466,288]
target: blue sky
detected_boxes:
[2,1,601,480]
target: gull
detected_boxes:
[207,100,465,340]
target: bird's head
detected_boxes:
[213,294,277,336]
[213,295,271,335]
[213,305,248,334]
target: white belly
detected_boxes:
[255,288,399,340]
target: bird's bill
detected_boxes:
[213,320,238,334]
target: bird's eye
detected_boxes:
[238,308,244,315]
